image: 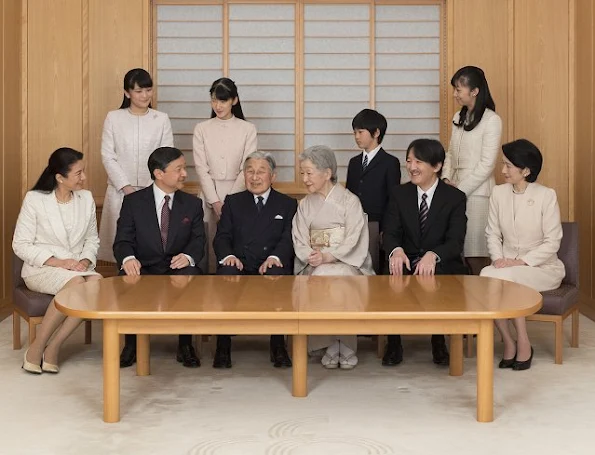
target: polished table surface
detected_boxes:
[55,275,542,423]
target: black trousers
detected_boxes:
[216,262,291,348]
[121,265,202,348]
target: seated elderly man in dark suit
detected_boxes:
[213,151,298,369]
[383,138,467,367]
[114,146,206,369]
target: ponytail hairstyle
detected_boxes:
[209,78,245,120]
[32,147,84,192]
[119,68,153,109]
[451,66,496,131]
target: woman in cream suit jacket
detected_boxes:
[443,66,502,275]
[98,68,174,262]
[13,148,102,375]
[481,140,565,371]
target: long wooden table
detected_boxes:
[55,274,542,423]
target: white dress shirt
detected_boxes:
[362,144,381,166]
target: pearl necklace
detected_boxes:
[56,192,73,204]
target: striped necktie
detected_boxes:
[419,193,428,235]
[160,195,170,249]
[362,154,368,171]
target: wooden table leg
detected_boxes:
[136,334,150,376]
[476,320,494,422]
[292,335,307,398]
[449,334,463,376]
[103,320,120,423]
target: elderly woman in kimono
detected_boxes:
[480,139,565,371]
[292,145,375,369]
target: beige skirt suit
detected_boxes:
[480,183,565,292]
[443,109,502,257]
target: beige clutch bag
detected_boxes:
[309,226,345,249]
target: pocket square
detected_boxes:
[274,215,284,220]
[181,216,191,225]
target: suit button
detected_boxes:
[263,247,268,251]
[360,180,363,183]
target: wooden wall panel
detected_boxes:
[514,0,571,220]
[449,0,511,145]
[1,0,23,301]
[27,0,83,187]
[575,0,594,300]
[88,0,149,198]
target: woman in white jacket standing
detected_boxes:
[13,148,102,374]
[442,66,502,275]
[98,68,174,262]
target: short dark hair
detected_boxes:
[148,147,184,180]
[351,109,387,144]
[31,147,84,192]
[406,139,446,177]
[119,68,153,109]
[502,139,543,183]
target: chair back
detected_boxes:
[368,221,380,274]
[559,221,579,288]
[12,252,25,290]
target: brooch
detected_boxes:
[527,199,534,206]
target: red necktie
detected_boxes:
[160,195,170,249]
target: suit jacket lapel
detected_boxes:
[423,180,446,239]
[68,191,86,248]
[361,148,384,176]
[167,191,184,251]
[402,183,421,246]
[142,187,163,251]
[45,191,70,249]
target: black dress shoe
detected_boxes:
[498,353,516,369]
[431,342,450,366]
[213,346,232,368]
[382,343,404,366]
[512,347,533,371]
[176,344,200,368]
[270,345,292,368]
[120,345,136,368]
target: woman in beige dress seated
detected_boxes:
[292,145,374,369]
[13,148,102,374]
[480,139,565,371]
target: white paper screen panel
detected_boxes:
[156,2,441,184]
[156,5,223,182]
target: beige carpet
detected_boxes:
[1,316,594,455]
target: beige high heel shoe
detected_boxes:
[22,348,42,374]
[42,354,59,374]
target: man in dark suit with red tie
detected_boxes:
[213,151,298,369]
[113,146,206,368]
[382,138,467,367]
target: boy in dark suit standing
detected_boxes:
[114,146,206,369]
[213,151,298,369]
[346,109,401,231]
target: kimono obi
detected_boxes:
[310,226,345,249]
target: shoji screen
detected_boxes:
[156,4,223,182]
[375,5,441,182]
[155,1,443,189]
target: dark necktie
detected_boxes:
[256,196,264,213]
[160,195,170,249]
[419,193,428,235]
[362,154,368,171]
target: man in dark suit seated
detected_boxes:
[383,138,467,367]
[114,146,206,369]
[213,151,298,369]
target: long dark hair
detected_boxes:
[451,66,495,131]
[32,147,84,192]
[119,68,153,109]
[209,78,245,120]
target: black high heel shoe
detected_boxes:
[498,353,516,369]
[512,347,534,371]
